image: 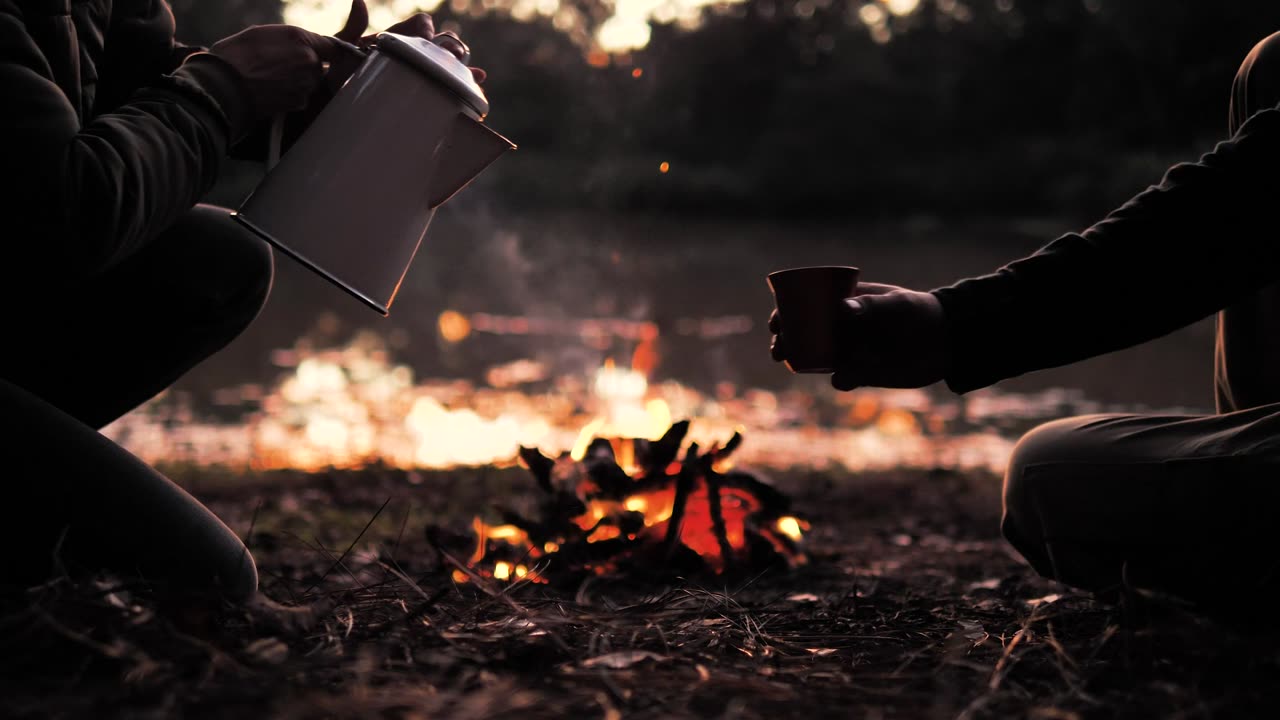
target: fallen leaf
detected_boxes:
[805,648,838,656]
[1026,593,1063,607]
[244,637,289,665]
[581,650,667,669]
[958,620,986,641]
[1030,708,1083,720]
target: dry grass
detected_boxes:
[2,466,1278,719]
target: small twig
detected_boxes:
[705,465,736,575]
[31,607,129,660]
[243,499,263,547]
[662,443,699,561]
[432,545,573,655]
[988,626,1030,691]
[308,539,370,596]
[304,496,392,595]
[379,503,414,587]
[377,561,437,605]
[390,502,412,562]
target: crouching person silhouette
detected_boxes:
[0,0,473,602]
[769,32,1280,612]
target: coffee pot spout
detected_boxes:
[428,115,515,208]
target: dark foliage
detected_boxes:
[172,1,1280,220]
[451,1,1280,218]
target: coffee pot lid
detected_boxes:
[376,31,489,117]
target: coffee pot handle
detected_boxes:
[264,34,468,169]
[431,32,471,65]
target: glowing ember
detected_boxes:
[449,421,807,584]
[777,516,806,542]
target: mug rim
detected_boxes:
[767,265,860,279]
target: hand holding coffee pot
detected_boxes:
[330,1,487,89]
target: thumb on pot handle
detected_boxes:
[432,31,471,65]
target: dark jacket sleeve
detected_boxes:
[0,1,253,276]
[932,107,1280,394]
[97,0,202,112]
[100,0,273,163]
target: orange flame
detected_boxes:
[457,423,807,584]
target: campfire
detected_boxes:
[450,420,808,584]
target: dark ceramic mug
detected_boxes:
[767,266,861,373]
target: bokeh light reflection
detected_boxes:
[284,0,929,54]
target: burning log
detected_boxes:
[704,467,736,575]
[661,441,705,570]
[517,446,556,494]
[445,421,809,585]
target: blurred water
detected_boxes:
[186,209,1215,415]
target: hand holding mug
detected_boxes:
[768,269,950,391]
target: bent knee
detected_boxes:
[207,233,273,338]
[183,205,275,319]
[233,232,275,316]
[1002,414,1115,542]
[222,546,259,604]
[1005,415,1101,485]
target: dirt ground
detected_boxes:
[3,465,1278,719]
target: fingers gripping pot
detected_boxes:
[233,33,515,315]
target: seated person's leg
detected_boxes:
[1003,406,1280,604]
[1005,32,1280,607]
[0,205,271,600]
[1,204,273,429]
[0,377,257,601]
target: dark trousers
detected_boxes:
[0,205,272,602]
[1002,32,1280,605]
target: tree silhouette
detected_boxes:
[183,0,1280,217]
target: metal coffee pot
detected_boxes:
[234,32,515,315]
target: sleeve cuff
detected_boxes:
[931,282,1013,395]
[168,52,256,144]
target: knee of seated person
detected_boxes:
[191,531,259,604]
[221,549,259,604]
[230,232,275,320]
[1001,417,1086,549]
[1005,417,1085,487]
[185,205,275,320]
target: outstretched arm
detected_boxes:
[770,108,1280,393]
[933,108,1280,393]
